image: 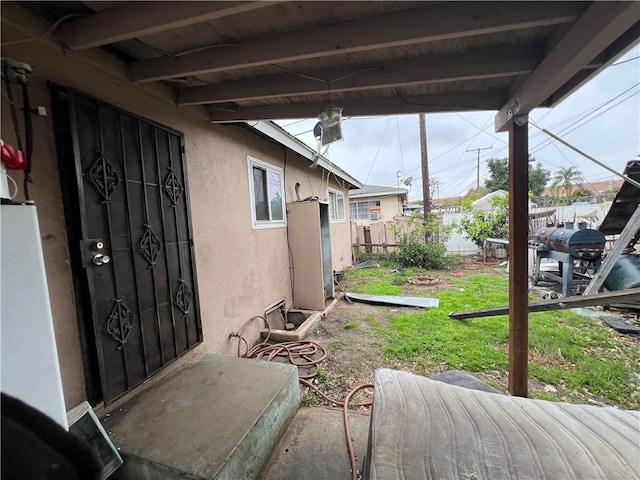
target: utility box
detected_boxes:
[286,200,334,310]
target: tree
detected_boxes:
[529,161,551,196]
[551,166,584,196]
[484,157,550,196]
[570,185,591,200]
[484,158,509,192]
[455,193,509,248]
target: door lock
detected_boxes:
[80,238,110,268]
[92,253,111,266]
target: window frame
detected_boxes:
[247,155,286,229]
[349,200,381,220]
[328,188,346,223]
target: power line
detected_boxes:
[611,55,640,66]
[364,117,391,184]
[395,116,405,175]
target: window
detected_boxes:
[247,156,286,229]
[349,200,381,220]
[328,189,345,222]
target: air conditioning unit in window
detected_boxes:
[370,213,381,220]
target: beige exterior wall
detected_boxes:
[327,184,353,271]
[350,195,404,227]
[1,5,352,409]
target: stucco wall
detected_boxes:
[1,6,353,408]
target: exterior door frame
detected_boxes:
[50,84,202,405]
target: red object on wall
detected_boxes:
[1,141,26,170]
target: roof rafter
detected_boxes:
[494,1,640,132]
[62,1,279,51]
[208,90,508,122]
[131,1,585,83]
[179,44,543,106]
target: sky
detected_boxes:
[275,46,640,201]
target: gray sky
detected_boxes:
[276,46,640,201]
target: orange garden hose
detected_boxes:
[344,383,374,480]
[234,316,374,478]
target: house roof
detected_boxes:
[349,185,408,199]
[11,1,639,131]
[245,120,361,189]
[542,178,625,196]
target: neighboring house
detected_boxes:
[541,178,624,197]
[0,11,360,414]
[473,190,508,211]
[349,185,408,226]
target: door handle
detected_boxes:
[92,253,111,266]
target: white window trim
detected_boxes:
[349,200,381,220]
[328,188,346,223]
[247,155,287,230]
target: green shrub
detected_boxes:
[454,193,509,247]
[389,214,458,269]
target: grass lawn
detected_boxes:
[340,263,640,409]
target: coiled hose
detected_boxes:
[234,316,373,479]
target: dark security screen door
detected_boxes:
[66,90,202,404]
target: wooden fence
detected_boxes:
[350,216,443,261]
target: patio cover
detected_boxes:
[3,1,639,396]
[4,1,637,126]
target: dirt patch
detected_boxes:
[406,274,440,286]
[302,266,485,406]
[305,301,414,406]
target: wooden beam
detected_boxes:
[583,205,640,296]
[178,44,541,105]
[508,115,529,398]
[131,2,584,82]
[449,288,640,320]
[495,1,640,132]
[62,1,277,50]
[548,20,640,106]
[208,90,508,122]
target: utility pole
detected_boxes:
[466,146,492,189]
[419,113,430,242]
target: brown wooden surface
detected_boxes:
[449,288,640,320]
[508,116,529,397]
[420,113,431,243]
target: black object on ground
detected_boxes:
[429,370,500,394]
[601,316,640,335]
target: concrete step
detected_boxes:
[105,354,299,480]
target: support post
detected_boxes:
[508,115,529,397]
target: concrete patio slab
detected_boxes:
[105,354,299,480]
[259,407,371,480]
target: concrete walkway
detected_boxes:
[260,407,371,480]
